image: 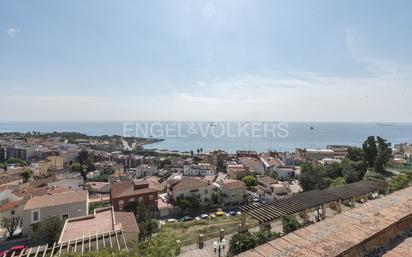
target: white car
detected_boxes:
[200,214,209,219]
[195,216,201,221]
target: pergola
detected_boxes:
[6,229,127,257]
[240,180,386,224]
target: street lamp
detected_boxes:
[213,238,227,257]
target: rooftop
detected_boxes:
[111,180,157,199]
[219,179,245,190]
[59,207,119,243]
[258,176,278,185]
[24,191,88,210]
[170,177,210,192]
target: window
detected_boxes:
[148,195,154,201]
[204,189,209,194]
[31,210,40,224]
[119,200,124,210]
[129,198,135,202]
[62,213,69,220]
[138,197,143,203]
[11,210,15,215]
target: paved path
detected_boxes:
[178,205,352,257]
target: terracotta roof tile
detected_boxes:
[170,177,210,192]
[24,191,88,210]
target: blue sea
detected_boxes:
[1,121,412,153]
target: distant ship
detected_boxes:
[376,123,395,127]
[310,126,314,130]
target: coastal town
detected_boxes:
[0,132,411,256]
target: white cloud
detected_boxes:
[7,27,20,38]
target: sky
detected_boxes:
[1,0,412,122]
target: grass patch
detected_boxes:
[388,163,412,174]
[160,215,257,246]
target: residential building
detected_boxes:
[306,149,335,161]
[257,176,289,200]
[0,147,5,162]
[238,157,264,175]
[259,154,284,175]
[47,155,64,171]
[227,164,250,179]
[110,180,158,214]
[217,179,246,206]
[0,175,23,187]
[31,161,49,177]
[48,178,84,191]
[127,164,156,178]
[276,166,296,180]
[6,164,25,176]
[204,149,228,167]
[58,206,139,245]
[236,151,258,158]
[86,170,101,180]
[22,191,89,235]
[6,146,35,161]
[85,182,111,194]
[327,145,349,159]
[183,163,216,177]
[0,196,29,220]
[168,177,213,206]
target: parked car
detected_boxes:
[179,216,192,222]
[167,218,177,223]
[200,214,209,219]
[5,245,27,257]
[229,211,237,216]
[195,216,201,221]
[215,211,225,217]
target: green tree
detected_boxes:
[138,219,159,241]
[211,192,219,205]
[5,157,27,166]
[242,176,257,189]
[0,162,7,170]
[125,202,139,215]
[31,216,64,244]
[325,162,342,179]
[78,150,89,165]
[364,171,385,182]
[299,163,327,191]
[71,162,82,172]
[0,216,22,239]
[389,173,411,192]
[137,202,148,222]
[137,232,177,257]
[330,177,346,187]
[374,137,392,173]
[342,166,362,183]
[282,215,300,234]
[362,136,378,170]
[228,232,258,256]
[21,168,33,182]
[176,197,191,211]
[347,146,364,162]
[227,229,280,257]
